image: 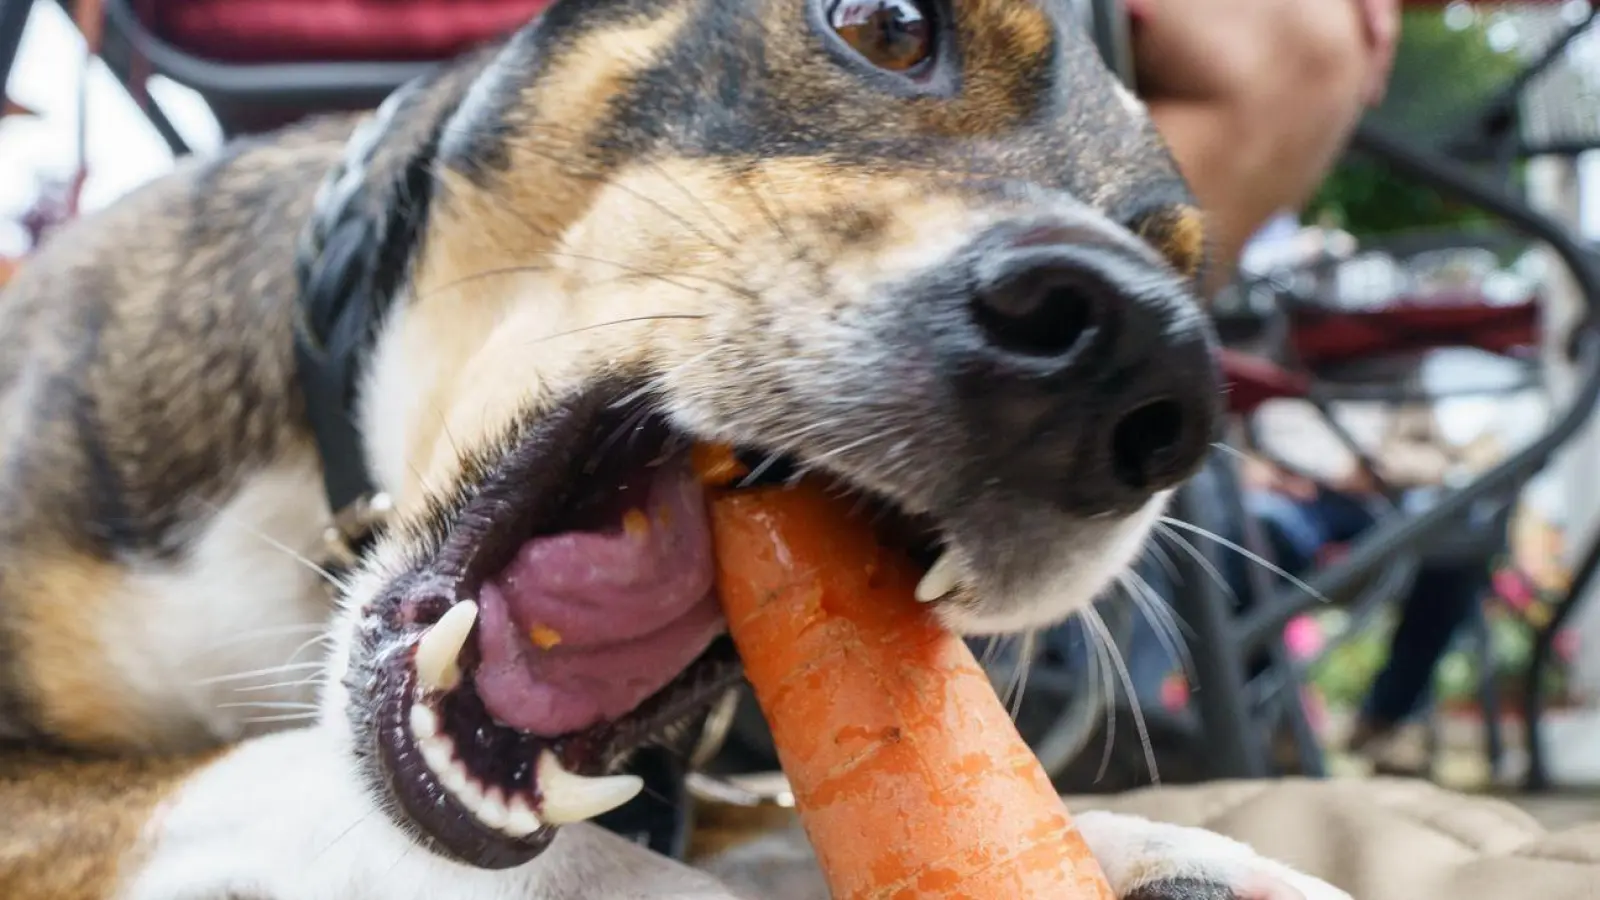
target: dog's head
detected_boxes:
[328,0,1221,869]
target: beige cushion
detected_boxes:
[1069,778,1600,900]
[694,777,1600,899]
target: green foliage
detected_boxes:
[1303,8,1526,238]
[1307,609,1393,709]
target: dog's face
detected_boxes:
[330,0,1220,870]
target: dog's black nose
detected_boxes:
[945,223,1220,513]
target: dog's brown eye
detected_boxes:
[828,0,934,73]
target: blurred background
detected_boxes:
[10,0,1600,844]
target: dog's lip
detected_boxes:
[361,380,754,869]
[373,635,743,870]
[427,384,663,590]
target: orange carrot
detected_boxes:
[690,442,750,488]
[704,473,1116,900]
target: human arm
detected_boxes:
[1128,0,1401,295]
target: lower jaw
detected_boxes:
[373,637,745,870]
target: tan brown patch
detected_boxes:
[8,556,170,754]
[383,9,695,510]
[0,749,214,900]
[1139,204,1208,279]
[417,6,694,280]
[380,152,982,513]
[917,0,1054,135]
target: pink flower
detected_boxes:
[1160,674,1191,712]
[1493,569,1534,613]
[1283,615,1325,660]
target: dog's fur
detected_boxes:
[0,0,1349,897]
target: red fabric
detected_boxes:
[146,0,554,64]
[1289,293,1540,368]
[1218,349,1312,415]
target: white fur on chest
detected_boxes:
[118,726,747,900]
[100,450,336,746]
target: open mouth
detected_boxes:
[362,380,944,869]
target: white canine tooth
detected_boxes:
[915,551,961,603]
[477,788,510,831]
[415,600,478,693]
[505,796,543,837]
[536,750,644,825]
[409,703,438,738]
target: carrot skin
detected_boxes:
[708,480,1117,900]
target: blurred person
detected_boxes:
[1130,0,1400,293]
[1240,409,1499,776]
[1100,0,1401,727]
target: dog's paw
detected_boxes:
[1076,811,1351,900]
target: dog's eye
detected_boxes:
[827,0,934,73]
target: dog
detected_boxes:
[0,0,1351,897]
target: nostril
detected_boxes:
[1109,397,1190,490]
[971,268,1098,359]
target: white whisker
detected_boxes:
[1141,536,1182,583]
[215,701,321,711]
[197,622,334,654]
[1084,611,1118,783]
[1154,523,1239,605]
[802,429,906,469]
[1084,607,1159,785]
[239,713,321,725]
[195,497,340,587]
[1118,571,1194,681]
[233,676,328,694]
[1006,631,1038,722]
[284,630,337,665]
[979,634,1004,668]
[1209,441,1249,464]
[1159,516,1325,604]
[194,661,325,686]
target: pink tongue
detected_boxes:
[473,459,722,736]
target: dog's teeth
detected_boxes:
[536,750,644,824]
[415,600,477,693]
[915,551,961,603]
[437,761,470,798]
[420,733,454,776]
[409,703,439,738]
[456,776,486,811]
[505,796,543,837]
[476,787,510,830]
[412,727,549,839]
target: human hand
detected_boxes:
[1330,465,1382,497]
[1125,0,1398,293]
[1126,0,1397,106]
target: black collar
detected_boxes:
[291,80,430,568]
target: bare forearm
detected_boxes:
[1134,0,1392,297]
